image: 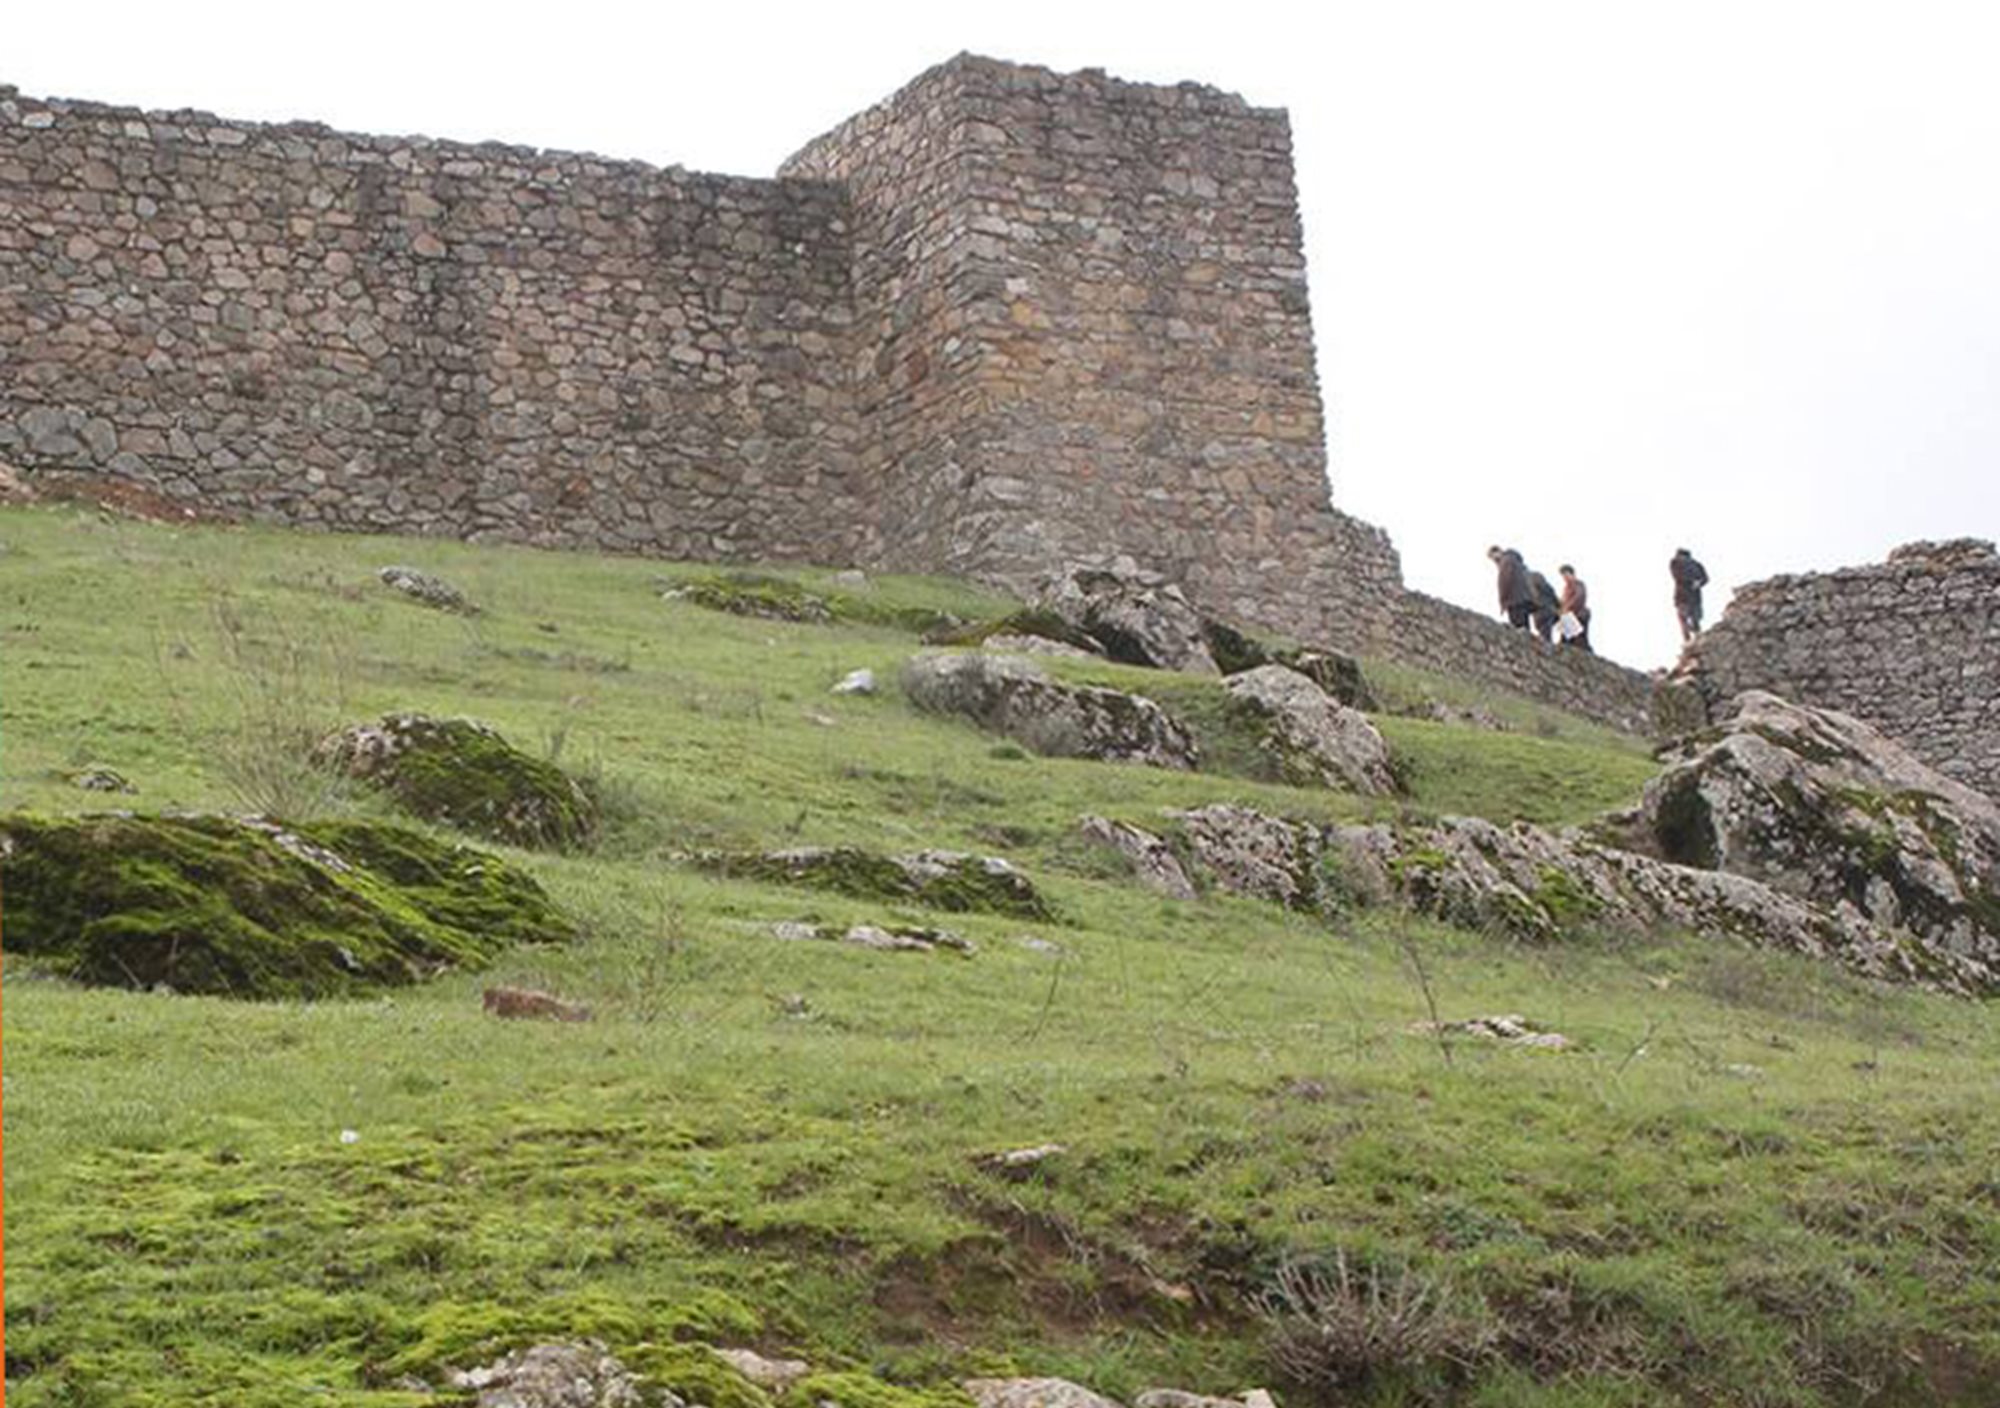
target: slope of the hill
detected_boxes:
[2,504,1995,1408]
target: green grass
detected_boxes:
[3,504,1997,1407]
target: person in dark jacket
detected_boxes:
[1558,564,1591,651]
[1488,545,1534,631]
[1527,568,1561,645]
[1671,548,1709,642]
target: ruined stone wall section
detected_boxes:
[1677,540,2000,798]
[0,86,871,562]
[0,62,1661,730]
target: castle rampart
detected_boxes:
[1672,540,2000,799]
[1,57,1656,730]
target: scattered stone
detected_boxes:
[67,764,134,793]
[448,1341,651,1408]
[964,1379,1124,1408]
[1408,1014,1573,1050]
[771,920,975,955]
[1222,665,1396,794]
[0,812,577,999]
[378,565,479,615]
[1077,814,1195,899]
[318,713,597,850]
[829,568,870,589]
[1038,560,1220,673]
[712,1347,809,1391]
[903,651,1198,770]
[1017,935,1064,956]
[700,844,1053,920]
[980,1143,1067,1177]
[831,667,876,695]
[482,985,592,1022]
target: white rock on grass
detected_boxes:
[964,1379,1126,1408]
[831,667,877,695]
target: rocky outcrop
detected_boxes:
[1081,785,1999,991]
[698,844,1053,920]
[378,565,479,615]
[1037,562,1220,674]
[448,1342,647,1408]
[1222,666,1397,795]
[1612,691,2000,966]
[318,714,597,851]
[964,1380,1126,1408]
[1077,815,1197,899]
[903,652,1199,770]
[771,920,977,954]
[0,812,577,999]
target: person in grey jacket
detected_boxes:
[1671,547,1709,642]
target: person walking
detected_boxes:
[1670,548,1709,643]
[1527,567,1561,646]
[1558,564,1591,651]
[1488,545,1534,632]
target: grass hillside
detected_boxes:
[3,503,1996,1408]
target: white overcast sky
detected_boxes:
[11,0,1998,668]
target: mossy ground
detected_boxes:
[3,505,1997,1407]
[0,812,575,999]
[339,715,598,850]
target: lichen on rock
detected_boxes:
[319,713,597,851]
[902,651,1199,770]
[1221,665,1397,795]
[0,811,578,999]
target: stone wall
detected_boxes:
[1670,540,2000,799]
[0,56,1657,729]
[0,86,870,562]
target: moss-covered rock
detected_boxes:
[662,570,834,623]
[0,812,578,998]
[697,845,1054,921]
[319,714,597,850]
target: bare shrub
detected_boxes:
[1255,1250,1490,1392]
[160,594,358,819]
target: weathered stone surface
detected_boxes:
[0,460,36,502]
[1038,561,1219,674]
[379,566,479,616]
[964,1380,1124,1408]
[1615,691,2000,964]
[1222,665,1396,794]
[1168,804,1326,911]
[903,651,1198,770]
[448,1341,653,1408]
[712,1347,809,1391]
[700,843,1053,920]
[1672,540,2000,798]
[0,812,577,999]
[318,714,597,850]
[1078,814,1195,899]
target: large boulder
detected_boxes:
[903,652,1199,770]
[1169,803,1328,911]
[1222,665,1397,795]
[1616,692,2000,961]
[0,812,578,999]
[1038,562,1220,674]
[318,714,597,851]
